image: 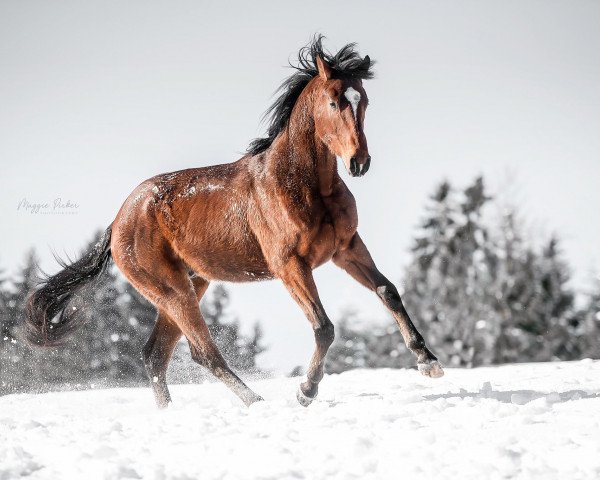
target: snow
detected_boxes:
[1,360,599,479]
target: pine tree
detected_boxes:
[327,310,370,373]
[579,277,600,359]
[402,180,461,364]
[0,263,9,339]
[202,284,266,372]
[1,250,39,393]
[402,177,496,367]
[0,263,13,393]
[490,209,538,363]
[528,237,576,361]
[69,265,148,386]
[4,249,39,337]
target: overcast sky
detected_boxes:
[1,1,599,373]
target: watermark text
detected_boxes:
[17,197,80,215]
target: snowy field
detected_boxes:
[1,361,599,480]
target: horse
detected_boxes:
[26,36,443,408]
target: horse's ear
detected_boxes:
[316,56,332,80]
[362,55,371,69]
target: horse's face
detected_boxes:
[313,56,371,177]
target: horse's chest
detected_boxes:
[304,198,358,267]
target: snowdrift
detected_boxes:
[1,361,599,479]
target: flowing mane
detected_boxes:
[247,35,376,156]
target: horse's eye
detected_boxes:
[329,101,337,109]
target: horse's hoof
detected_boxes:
[296,387,316,407]
[243,393,264,407]
[418,360,444,378]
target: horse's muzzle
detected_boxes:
[349,155,371,177]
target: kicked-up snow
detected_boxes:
[1,360,599,479]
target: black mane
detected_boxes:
[247,35,375,156]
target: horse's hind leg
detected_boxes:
[155,283,262,406]
[142,312,181,408]
[142,276,212,408]
[141,276,249,408]
[277,256,334,407]
[184,276,263,406]
[115,245,262,406]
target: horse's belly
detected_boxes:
[174,225,273,282]
[184,245,273,282]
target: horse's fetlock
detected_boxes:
[300,379,319,399]
[407,338,426,353]
[307,364,325,384]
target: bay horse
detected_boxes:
[26,36,443,408]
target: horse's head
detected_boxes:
[247,36,375,175]
[313,56,371,177]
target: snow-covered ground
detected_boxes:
[1,360,599,480]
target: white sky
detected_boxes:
[1,1,599,373]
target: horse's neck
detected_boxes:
[268,99,338,197]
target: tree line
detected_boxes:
[1,175,599,393]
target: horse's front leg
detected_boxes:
[277,256,335,407]
[333,233,444,378]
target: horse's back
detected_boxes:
[112,159,274,283]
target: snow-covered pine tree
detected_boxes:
[453,177,497,366]
[579,276,600,359]
[489,209,538,363]
[403,177,496,367]
[0,250,39,393]
[326,310,370,373]
[0,263,10,339]
[0,262,14,394]
[73,262,151,386]
[402,180,461,365]
[4,249,38,339]
[203,284,266,372]
[527,237,577,361]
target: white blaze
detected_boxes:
[344,87,361,121]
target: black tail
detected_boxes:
[25,226,113,346]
